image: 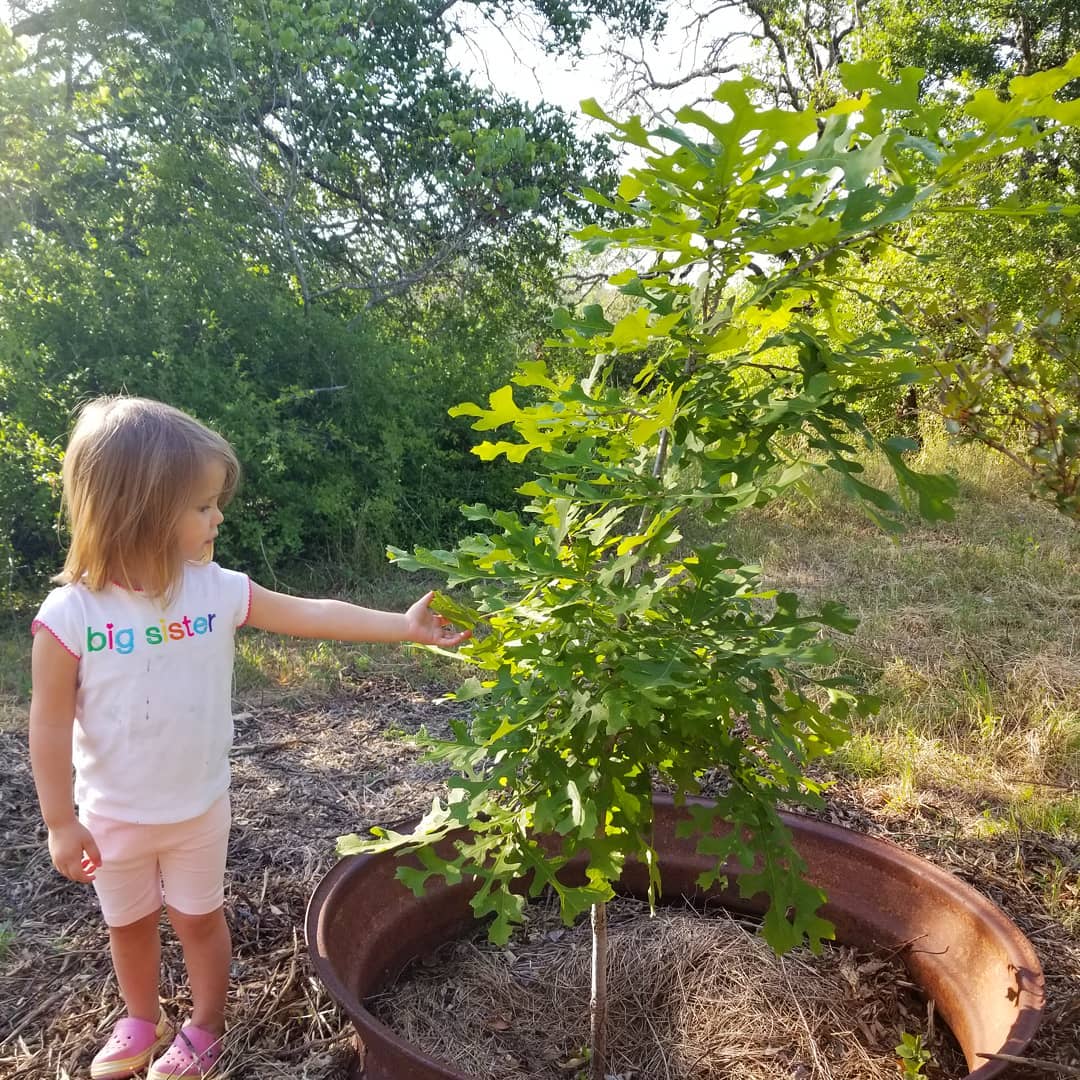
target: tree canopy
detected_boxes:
[0,0,666,595]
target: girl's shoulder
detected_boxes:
[32,582,89,658]
[35,579,86,613]
[183,560,248,586]
[181,561,251,625]
[35,578,148,625]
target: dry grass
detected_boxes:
[0,679,463,1080]
[713,431,1080,846]
[372,893,966,1080]
[1,436,1078,1078]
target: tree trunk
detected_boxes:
[589,900,608,1080]
[897,385,919,430]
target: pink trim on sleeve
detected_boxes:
[30,619,81,661]
[238,576,253,627]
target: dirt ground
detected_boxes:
[2,676,1078,1079]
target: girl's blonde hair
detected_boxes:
[56,396,240,600]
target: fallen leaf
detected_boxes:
[839,956,860,993]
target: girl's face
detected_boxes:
[177,459,227,563]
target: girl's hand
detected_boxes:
[47,820,101,884]
[404,591,471,648]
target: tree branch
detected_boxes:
[745,0,804,111]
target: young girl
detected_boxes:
[29,396,468,1080]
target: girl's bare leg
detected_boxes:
[166,905,230,1035]
[108,909,161,1022]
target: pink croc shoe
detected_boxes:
[90,1011,169,1079]
[147,1023,224,1079]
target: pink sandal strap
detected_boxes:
[177,1026,220,1059]
[148,1023,224,1079]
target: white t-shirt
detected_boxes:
[31,562,251,824]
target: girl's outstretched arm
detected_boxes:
[246,583,470,647]
[29,631,101,883]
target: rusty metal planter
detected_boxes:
[306,795,1044,1080]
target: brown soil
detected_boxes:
[2,677,1078,1079]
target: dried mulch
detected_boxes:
[2,676,1078,1079]
[372,892,968,1079]
[816,780,1080,1079]
[1,677,462,1080]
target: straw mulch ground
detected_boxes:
[2,676,1078,1079]
[1,677,457,1080]
[372,892,968,1079]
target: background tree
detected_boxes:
[0,0,666,598]
[599,0,1079,446]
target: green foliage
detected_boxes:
[0,1,650,598]
[339,55,1080,954]
[2,0,649,305]
[639,0,1080,441]
[0,407,60,590]
[923,284,1080,518]
[895,1032,933,1078]
[0,223,532,595]
[850,0,1080,432]
[0,921,15,963]
[862,0,1079,90]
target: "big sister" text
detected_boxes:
[86,613,218,655]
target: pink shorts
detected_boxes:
[80,795,231,927]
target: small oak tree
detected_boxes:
[341,54,1080,1078]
